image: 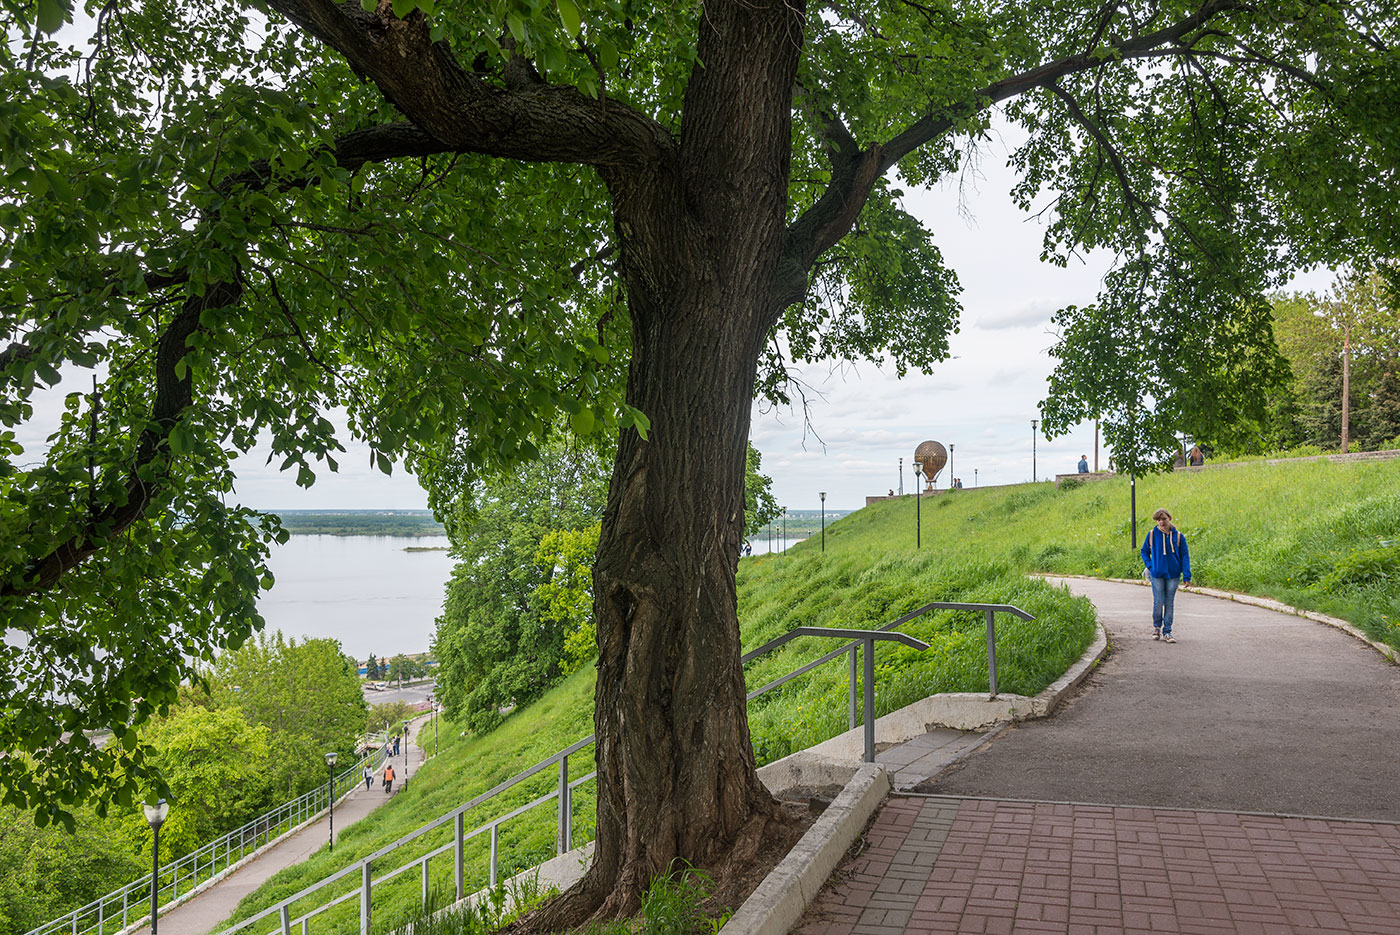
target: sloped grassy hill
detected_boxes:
[223,456,1398,930]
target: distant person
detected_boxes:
[383,763,395,794]
[393,735,400,756]
[1077,455,1089,473]
[743,541,751,557]
[1189,445,1205,466]
[1141,508,1191,643]
[363,765,373,790]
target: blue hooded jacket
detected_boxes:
[1141,526,1191,581]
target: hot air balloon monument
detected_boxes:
[914,440,947,493]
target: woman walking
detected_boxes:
[1141,508,1191,642]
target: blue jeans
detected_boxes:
[1150,575,1180,634]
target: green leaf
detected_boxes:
[391,0,415,18]
[570,408,595,435]
[557,0,581,37]
[507,13,526,44]
[35,0,66,34]
[361,0,377,10]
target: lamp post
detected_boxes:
[898,457,903,496]
[324,752,338,851]
[1031,420,1038,482]
[949,444,955,490]
[143,799,169,935]
[912,461,923,548]
[975,468,979,487]
[781,507,787,553]
[430,696,438,755]
[402,727,409,791]
[819,492,827,552]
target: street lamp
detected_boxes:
[402,727,409,791]
[819,492,827,552]
[781,507,787,553]
[143,799,169,935]
[324,752,338,851]
[898,457,903,496]
[429,695,438,756]
[949,444,955,490]
[912,461,923,548]
[1031,420,1038,482]
[975,468,979,487]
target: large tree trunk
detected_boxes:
[526,1,806,925]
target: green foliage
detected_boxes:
[434,441,610,732]
[534,523,603,676]
[744,444,782,537]
[119,706,273,859]
[368,701,417,735]
[211,633,367,800]
[0,803,141,935]
[2,0,1397,833]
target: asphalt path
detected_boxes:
[921,577,1400,821]
[132,715,430,935]
[362,679,436,707]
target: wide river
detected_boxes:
[257,535,454,660]
[255,533,801,661]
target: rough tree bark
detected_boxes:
[533,1,808,922]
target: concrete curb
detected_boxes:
[720,763,892,935]
[760,619,1109,760]
[1044,574,1399,666]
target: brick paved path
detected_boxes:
[797,796,1400,935]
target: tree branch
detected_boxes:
[2,278,243,597]
[263,0,670,168]
[774,0,1248,312]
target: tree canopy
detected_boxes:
[2,0,1397,915]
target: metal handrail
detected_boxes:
[213,599,1031,935]
[28,740,392,935]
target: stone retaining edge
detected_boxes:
[764,618,1110,756]
[720,763,892,935]
[1044,574,1399,666]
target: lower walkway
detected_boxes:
[136,716,429,935]
[798,578,1400,934]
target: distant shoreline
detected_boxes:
[272,510,446,538]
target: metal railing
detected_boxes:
[212,599,1031,935]
[28,743,391,935]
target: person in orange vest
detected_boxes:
[383,762,395,794]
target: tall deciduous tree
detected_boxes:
[211,633,367,800]
[2,0,1397,920]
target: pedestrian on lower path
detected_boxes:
[1141,507,1191,642]
[363,765,372,790]
[383,763,395,794]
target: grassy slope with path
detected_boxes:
[222,456,1397,931]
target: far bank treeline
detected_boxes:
[432,441,779,733]
[0,634,366,935]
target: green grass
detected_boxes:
[222,456,1399,933]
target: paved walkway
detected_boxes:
[797,579,1400,934]
[137,716,429,935]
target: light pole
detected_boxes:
[949,444,955,490]
[912,461,923,548]
[324,752,338,851]
[781,507,787,553]
[898,457,903,496]
[819,492,826,551]
[143,799,169,935]
[430,696,438,755]
[1031,420,1038,482]
[402,727,409,791]
[974,468,979,487]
